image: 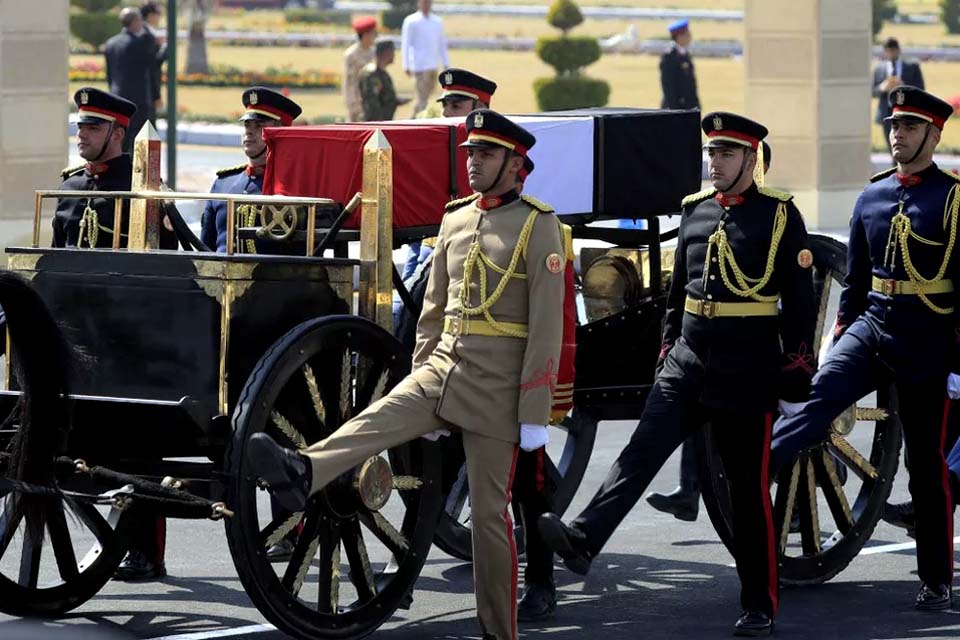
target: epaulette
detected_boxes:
[757,186,793,202]
[444,193,480,212]
[61,164,84,180]
[422,236,437,248]
[680,187,716,207]
[869,167,896,183]
[216,163,247,178]
[521,194,554,213]
[940,168,960,183]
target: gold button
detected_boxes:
[706,294,713,300]
[709,275,716,281]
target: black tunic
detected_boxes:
[660,183,817,409]
[54,154,133,248]
[659,45,700,110]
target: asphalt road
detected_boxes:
[1,418,956,640]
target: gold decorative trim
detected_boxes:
[7,254,40,279]
[193,261,258,302]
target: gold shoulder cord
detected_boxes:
[239,204,259,254]
[458,208,540,338]
[77,200,99,248]
[702,203,787,301]
[884,183,960,314]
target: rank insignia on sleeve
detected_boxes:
[546,253,563,274]
[797,248,813,269]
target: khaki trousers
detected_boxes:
[412,69,437,117]
[303,376,519,640]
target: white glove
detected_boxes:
[420,428,451,442]
[520,423,549,451]
[948,373,960,400]
[818,334,837,369]
[778,400,804,418]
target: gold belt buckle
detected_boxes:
[699,300,717,319]
[879,279,897,296]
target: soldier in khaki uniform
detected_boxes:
[343,16,377,122]
[248,109,565,640]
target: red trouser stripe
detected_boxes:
[761,412,779,614]
[940,396,954,582]
[155,517,166,564]
[505,445,519,640]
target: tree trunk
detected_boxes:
[182,0,211,75]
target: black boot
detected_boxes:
[915,583,952,611]
[517,582,557,622]
[733,610,774,637]
[537,513,593,575]
[882,500,917,539]
[114,550,167,581]
[646,438,700,522]
[248,432,313,512]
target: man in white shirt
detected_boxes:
[401,0,450,117]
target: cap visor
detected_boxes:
[437,93,471,103]
[884,113,928,123]
[239,112,280,123]
[77,115,111,125]
[703,139,750,149]
[459,139,501,149]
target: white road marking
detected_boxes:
[144,624,274,640]
[859,536,960,556]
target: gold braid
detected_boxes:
[883,183,960,314]
[77,201,99,248]
[239,204,259,254]
[702,202,787,302]
[458,208,540,338]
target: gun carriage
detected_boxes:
[0,109,901,638]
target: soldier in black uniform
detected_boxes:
[771,87,959,612]
[659,19,700,110]
[55,88,138,248]
[539,113,816,636]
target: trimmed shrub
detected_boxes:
[285,9,353,26]
[872,0,896,37]
[535,36,601,75]
[546,0,583,33]
[534,76,609,111]
[382,7,412,31]
[942,0,960,34]
[70,13,118,50]
[70,0,120,11]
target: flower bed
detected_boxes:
[69,62,339,89]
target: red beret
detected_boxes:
[352,16,377,34]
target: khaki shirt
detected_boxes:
[412,193,565,442]
[343,42,375,120]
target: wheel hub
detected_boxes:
[831,404,857,436]
[354,456,393,512]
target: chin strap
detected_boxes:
[903,123,932,166]
[93,123,117,162]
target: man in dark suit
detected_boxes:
[104,7,156,151]
[873,37,925,154]
[141,1,167,125]
[659,19,699,110]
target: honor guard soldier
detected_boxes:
[659,19,700,110]
[772,86,960,612]
[55,88,138,248]
[247,110,565,640]
[438,67,497,118]
[200,87,302,253]
[539,112,817,637]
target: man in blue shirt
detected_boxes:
[200,87,302,252]
[771,87,959,612]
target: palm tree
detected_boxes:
[181,0,212,74]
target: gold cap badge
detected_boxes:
[797,249,813,269]
[79,91,89,105]
[249,91,259,105]
[444,72,453,85]
[474,113,484,128]
[713,114,723,131]
[896,90,905,105]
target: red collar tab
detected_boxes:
[245,164,266,177]
[715,192,745,208]
[477,189,519,211]
[896,172,922,187]
[84,162,109,176]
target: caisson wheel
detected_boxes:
[432,408,597,561]
[698,234,902,586]
[226,315,444,640]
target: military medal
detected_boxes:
[797,248,813,269]
[546,253,563,274]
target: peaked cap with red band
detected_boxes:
[240,87,302,127]
[519,156,535,181]
[460,109,535,157]
[437,68,497,106]
[352,15,377,34]
[885,86,954,130]
[75,87,137,128]
[701,111,768,151]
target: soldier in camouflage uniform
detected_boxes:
[359,41,409,122]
